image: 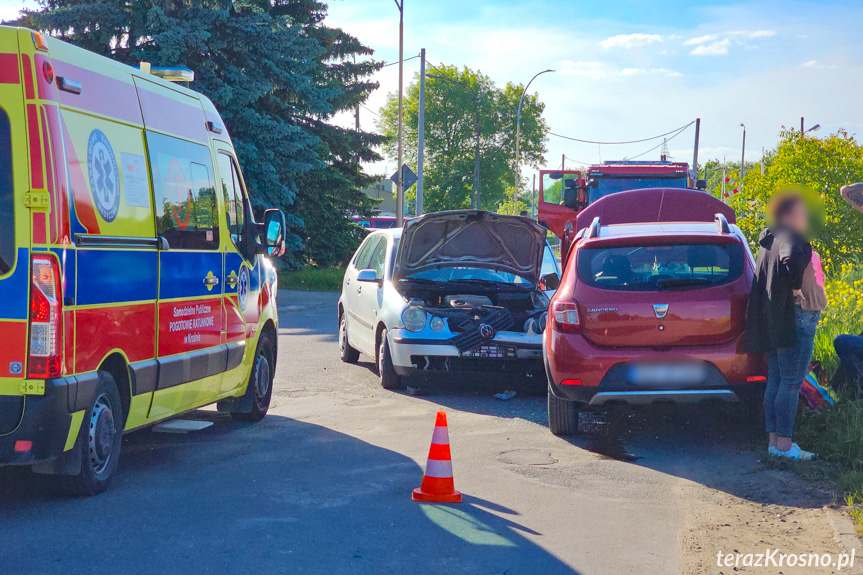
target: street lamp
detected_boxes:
[515,69,554,201]
[806,123,821,134]
[739,123,746,188]
[426,73,483,209]
[394,0,404,226]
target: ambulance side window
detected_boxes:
[146,131,219,251]
[0,109,13,275]
[216,152,246,254]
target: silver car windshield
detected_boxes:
[405,267,533,286]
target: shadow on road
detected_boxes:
[0,412,579,574]
[404,385,834,510]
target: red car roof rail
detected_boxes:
[714,213,730,234]
[587,217,601,239]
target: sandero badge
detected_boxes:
[653,304,669,319]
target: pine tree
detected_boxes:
[13,0,382,267]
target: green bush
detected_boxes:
[813,265,863,373]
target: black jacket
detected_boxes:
[744,226,812,353]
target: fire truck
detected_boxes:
[536,160,705,263]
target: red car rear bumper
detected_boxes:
[544,329,766,405]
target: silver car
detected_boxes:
[338,210,560,390]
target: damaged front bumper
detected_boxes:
[389,329,545,379]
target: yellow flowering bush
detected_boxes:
[814,264,863,373]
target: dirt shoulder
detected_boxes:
[678,454,862,574]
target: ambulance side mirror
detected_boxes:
[261,209,286,257]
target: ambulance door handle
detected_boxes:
[227,276,238,287]
[204,277,219,286]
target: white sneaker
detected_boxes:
[770,443,818,461]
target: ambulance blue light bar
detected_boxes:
[136,63,194,83]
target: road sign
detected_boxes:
[390,164,418,190]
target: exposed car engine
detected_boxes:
[399,283,549,350]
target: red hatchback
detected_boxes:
[544,189,766,435]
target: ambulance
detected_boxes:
[0,26,287,495]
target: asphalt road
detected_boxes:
[0,291,837,574]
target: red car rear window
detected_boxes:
[576,242,744,291]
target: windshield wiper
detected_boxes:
[399,277,443,286]
[447,279,532,291]
[656,278,713,289]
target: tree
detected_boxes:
[271,0,385,267]
[13,0,382,268]
[717,129,863,272]
[377,64,548,212]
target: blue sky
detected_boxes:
[3,0,862,175]
[325,0,863,174]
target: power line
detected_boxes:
[548,121,695,145]
[563,155,592,166]
[627,123,692,160]
[360,103,382,118]
[426,62,696,149]
[381,54,421,68]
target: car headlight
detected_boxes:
[430,316,445,332]
[402,306,428,332]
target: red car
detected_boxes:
[544,188,766,435]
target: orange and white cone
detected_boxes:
[412,411,462,503]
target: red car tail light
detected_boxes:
[747,376,767,383]
[552,300,581,333]
[561,379,582,386]
[28,254,63,379]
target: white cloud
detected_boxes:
[730,30,776,39]
[684,34,719,46]
[620,68,682,77]
[600,33,664,49]
[690,39,732,56]
[801,60,819,68]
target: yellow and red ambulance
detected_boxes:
[0,26,287,495]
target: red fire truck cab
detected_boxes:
[538,161,701,240]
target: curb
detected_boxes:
[826,506,863,574]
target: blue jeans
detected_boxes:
[764,307,820,437]
[835,334,863,383]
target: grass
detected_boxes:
[844,492,863,536]
[279,266,345,292]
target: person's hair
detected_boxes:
[770,194,803,223]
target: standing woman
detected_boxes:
[745,191,820,460]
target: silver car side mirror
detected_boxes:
[357,269,379,283]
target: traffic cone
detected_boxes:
[412,411,462,503]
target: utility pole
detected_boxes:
[692,117,700,178]
[721,160,727,200]
[395,0,404,225]
[353,54,360,132]
[531,173,536,218]
[416,48,425,216]
[739,123,746,190]
[801,117,805,133]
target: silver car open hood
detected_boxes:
[393,210,547,283]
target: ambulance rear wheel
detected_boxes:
[231,331,274,422]
[57,372,123,496]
